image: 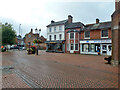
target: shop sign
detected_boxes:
[80,39,111,43]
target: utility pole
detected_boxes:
[19,24,21,36]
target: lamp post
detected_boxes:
[35,28,41,55]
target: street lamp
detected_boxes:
[35,28,41,55]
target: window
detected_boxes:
[59,26,62,31]
[49,28,52,32]
[59,34,62,40]
[70,32,74,39]
[54,27,56,32]
[91,44,95,52]
[101,30,108,38]
[95,44,100,52]
[49,35,52,41]
[83,44,89,52]
[70,44,74,50]
[85,31,90,38]
[75,44,79,50]
[54,35,56,40]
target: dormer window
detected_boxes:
[84,31,90,39]
[101,30,108,38]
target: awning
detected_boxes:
[67,29,80,33]
[45,40,65,44]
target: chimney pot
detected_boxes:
[96,19,99,24]
[31,28,33,33]
[68,15,73,23]
[51,20,55,23]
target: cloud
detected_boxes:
[0,1,115,38]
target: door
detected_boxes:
[107,44,112,55]
[70,44,74,53]
[102,44,107,55]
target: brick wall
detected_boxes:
[80,29,112,40]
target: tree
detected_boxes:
[2,23,16,45]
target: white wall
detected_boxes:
[47,25,65,41]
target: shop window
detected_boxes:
[91,44,95,52]
[75,44,79,50]
[70,44,74,50]
[70,32,74,39]
[85,31,90,39]
[108,45,112,51]
[101,30,108,38]
[54,35,56,40]
[83,44,89,52]
[95,44,100,52]
[102,45,107,50]
[49,35,52,41]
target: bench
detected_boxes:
[104,56,112,64]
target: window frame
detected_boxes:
[84,31,90,39]
[59,34,62,40]
[75,44,79,51]
[101,29,108,38]
[54,35,56,40]
[54,27,56,32]
[49,28,52,32]
[49,35,52,41]
[70,32,74,39]
[59,26,62,31]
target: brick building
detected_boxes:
[80,19,112,55]
[65,22,84,53]
[65,18,112,55]
[111,0,120,65]
[24,29,46,49]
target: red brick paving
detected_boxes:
[2,73,30,88]
[1,50,119,88]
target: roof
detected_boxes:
[65,22,84,29]
[47,20,68,27]
[81,21,111,31]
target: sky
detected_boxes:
[0,0,115,38]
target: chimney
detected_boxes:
[51,20,55,23]
[96,19,99,24]
[68,15,73,23]
[31,28,33,33]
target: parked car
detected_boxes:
[22,47,26,50]
[10,45,15,49]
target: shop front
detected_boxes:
[80,39,112,55]
[45,40,65,53]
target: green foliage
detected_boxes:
[33,39,42,44]
[2,22,16,45]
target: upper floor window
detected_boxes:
[101,30,108,38]
[70,32,74,39]
[59,26,62,31]
[49,35,52,41]
[59,34,62,40]
[85,31,90,39]
[54,27,56,32]
[49,28,52,32]
[54,35,56,40]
